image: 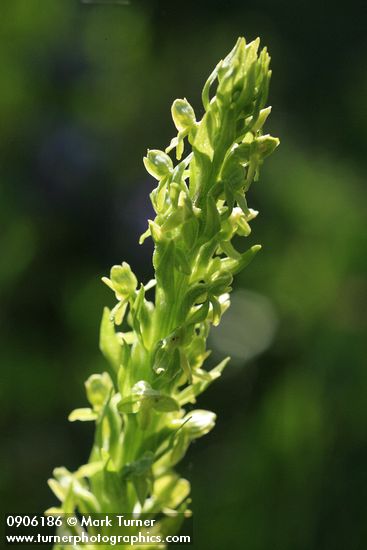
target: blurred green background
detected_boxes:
[1,1,366,548]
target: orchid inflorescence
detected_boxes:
[47,37,279,549]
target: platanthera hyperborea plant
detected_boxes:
[47,37,279,549]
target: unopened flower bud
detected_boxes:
[255,135,280,158]
[183,410,216,439]
[171,98,196,131]
[85,372,113,412]
[144,149,173,180]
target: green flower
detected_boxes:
[48,37,279,549]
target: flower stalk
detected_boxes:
[47,37,279,549]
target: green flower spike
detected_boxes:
[47,37,279,549]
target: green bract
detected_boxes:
[48,37,279,549]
